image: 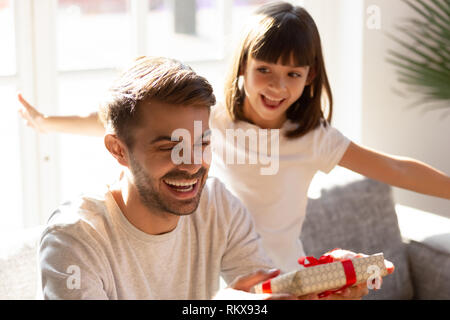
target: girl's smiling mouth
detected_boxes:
[260,94,285,110]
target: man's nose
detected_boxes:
[177,145,204,173]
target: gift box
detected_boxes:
[253,252,392,297]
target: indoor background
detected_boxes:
[1,0,449,233]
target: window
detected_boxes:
[57,0,132,71]
[56,0,130,202]
[0,85,23,232]
[147,0,224,61]
[0,0,22,232]
[57,72,122,202]
[0,0,15,76]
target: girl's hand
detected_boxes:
[319,248,395,300]
[323,248,395,274]
[321,283,369,300]
[320,249,369,300]
[17,92,47,133]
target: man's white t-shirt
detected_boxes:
[209,105,351,272]
[39,177,274,300]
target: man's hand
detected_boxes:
[17,92,47,133]
[320,283,369,300]
[215,269,317,300]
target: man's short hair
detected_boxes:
[99,56,216,149]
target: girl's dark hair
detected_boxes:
[224,1,332,138]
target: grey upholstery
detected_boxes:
[407,240,450,299]
[301,178,415,299]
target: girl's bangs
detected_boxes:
[250,16,316,67]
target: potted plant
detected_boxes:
[387,0,450,113]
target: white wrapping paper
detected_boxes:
[253,253,389,296]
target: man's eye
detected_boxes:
[195,141,210,148]
[159,146,175,151]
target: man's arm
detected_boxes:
[214,269,305,300]
[218,191,276,285]
[217,185,371,300]
[39,229,110,299]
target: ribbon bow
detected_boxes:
[298,254,334,267]
[298,250,357,298]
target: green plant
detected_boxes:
[387,0,450,112]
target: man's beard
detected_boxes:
[128,154,207,216]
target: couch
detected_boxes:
[1,177,449,299]
[301,177,450,299]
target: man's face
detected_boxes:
[126,100,211,216]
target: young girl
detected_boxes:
[18,2,450,273]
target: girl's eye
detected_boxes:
[289,72,302,78]
[257,67,269,74]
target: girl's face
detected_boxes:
[242,56,311,129]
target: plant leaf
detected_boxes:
[387,0,450,110]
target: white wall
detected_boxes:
[305,0,449,218]
[304,0,364,143]
[362,0,450,218]
[305,0,366,198]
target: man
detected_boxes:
[39,56,367,300]
[39,56,285,299]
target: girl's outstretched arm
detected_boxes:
[338,142,450,199]
[17,93,105,137]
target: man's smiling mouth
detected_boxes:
[163,178,198,192]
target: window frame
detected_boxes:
[9,0,234,228]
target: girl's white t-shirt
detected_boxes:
[208,105,351,272]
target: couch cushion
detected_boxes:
[407,239,450,299]
[396,204,450,253]
[300,178,414,299]
[0,226,43,300]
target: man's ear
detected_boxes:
[104,134,129,167]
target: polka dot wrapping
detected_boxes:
[254,253,388,296]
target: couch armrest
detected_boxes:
[406,239,450,299]
[396,205,450,299]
